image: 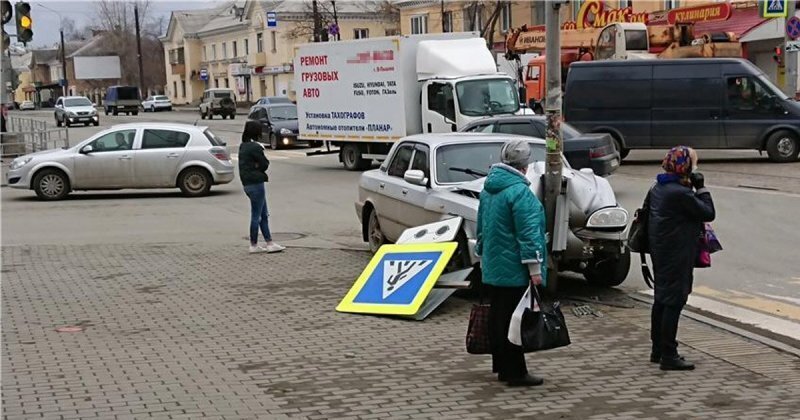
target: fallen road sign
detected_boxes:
[336,242,457,316]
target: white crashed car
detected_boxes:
[355,133,630,289]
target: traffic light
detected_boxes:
[774,45,784,67]
[15,1,32,44]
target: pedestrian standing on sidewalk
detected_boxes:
[648,146,715,370]
[239,120,285,254]
[475,139,547,387]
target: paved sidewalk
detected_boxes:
[3,242,800,419]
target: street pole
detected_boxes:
[787,1,798,98]
[312,0,321,42]
[544,1,564,291]
[332,1,340,41]
[134,4,144,97]
[59,29,67,97]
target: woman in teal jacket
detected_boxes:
[475,139,547,387]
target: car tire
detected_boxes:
[610,136,630,160]
[366,207,387,253]
[766,130,800,163]
[132,111,138,116]
[93,121,99,126]
[230,114,235,120]
[55,116,62,127]
[65,120,71,128]
[341,143,370,171]
[105,108,110,116]
[207,113,213,120]
[150,106,155,113]
[33,168,70,201]
[178,167,212,197]
[583,248,631,287]
[269,133,280,150]
[112,109,118,116]
[200,110,206,120]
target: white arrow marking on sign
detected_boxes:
[383,259,433,299]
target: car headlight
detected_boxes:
[89,109,97,115]
[280,128,292,135]
[586,207,628,229]
[10,157,33,170]
[67,111,77,117]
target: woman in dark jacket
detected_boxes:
[239,121,284,254]
[647,146,714,371]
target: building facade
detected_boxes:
[160,0,399,106]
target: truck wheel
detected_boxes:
[178,167,212,197]
[200,109,206,119]
[229,114,235,120]
[112,109,118,116]
[766,130,800,162]
[583,249,631,287]
[33,168,70,201]
[366,208,386,253]
[341,143,370,171]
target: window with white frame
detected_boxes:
[501,3,512,32]
[222,42,227,59]
[411,15,428,34]
[533,0,545,25]
[271,31,277,52]
[232,41,238,57]
[212,44,217,60]
[354,28,369,39]
[257,33,264,53]
[244,38,249,55]
[443,11,453,33]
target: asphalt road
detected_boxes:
[3,108,799,342]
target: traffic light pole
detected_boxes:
[134,4,144,98]
[544,1,564,292]
[787,1,798,98]
[59,29,66,96]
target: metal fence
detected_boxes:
[1,116,69,186]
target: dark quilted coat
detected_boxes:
[476,164,547,288]
[647,182,715,306]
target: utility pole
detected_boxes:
[134,4,144,97]
[544,1,564,292]
[787,1,798,98]
[312,0,321,42]
[59,28,66,97]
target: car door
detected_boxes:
[394,144,442,230]
[376,143,415,240]
[652,65,723,148]
[133,129,192,187]
[722,75,785,148]
[72,129,137,189]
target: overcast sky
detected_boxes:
[15,0,216,48]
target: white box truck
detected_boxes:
[294,33,523,170]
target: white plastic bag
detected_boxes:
[508,285,539,346]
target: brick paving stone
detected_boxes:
[3,243,800,419]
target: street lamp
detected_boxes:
[35,3,67,97]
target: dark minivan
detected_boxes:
[564,58,800,162]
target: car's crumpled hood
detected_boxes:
[454,162,617,214]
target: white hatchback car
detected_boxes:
[142,95,173,112]
[356,133,631,289]
[6,123,234,200]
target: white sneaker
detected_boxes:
[265,243,285,253]
[249,245,268,254]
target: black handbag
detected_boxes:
[520,286,571,353]
[627,188,655,288]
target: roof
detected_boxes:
[401,133,546,147]
[104,122,208,132]
[31,49,58,65]
[68,33,118,58]
[569,57,748,67]
[692,5,768,40]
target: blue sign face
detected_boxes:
[788,17,800,40]
[267,12,277,28]
[199,69,208,81]
[352,251,441,306]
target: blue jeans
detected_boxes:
[243,183,272,245]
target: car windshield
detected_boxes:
[268,106,297,120]
[435,142,546,184]
[213,92,232,99]
[456,78,520,117]
[65,98,92,107]
[757,74,789,100]
[155,96,168,100]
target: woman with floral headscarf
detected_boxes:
[647,146,715,371]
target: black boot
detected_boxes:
[660,355,695,371]
[506,374,544,387]
[650,353,661,363]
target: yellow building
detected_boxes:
[160,0,399,106]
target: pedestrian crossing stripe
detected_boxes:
[336,242,457,316]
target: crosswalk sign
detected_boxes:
[336,242,457,315]
[763,0,788,18]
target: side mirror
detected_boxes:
[403,169,428,187]
[80,145,94,154]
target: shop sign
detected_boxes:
[562,0,648,30]
[512,25,546,51]
[667,3,732,25]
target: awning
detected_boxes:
[693,5,770,40]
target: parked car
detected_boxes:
[565,58,800,162]
[6,123,234,200]
[19,100,35,111]
[253,96,292,106]
[461,115,620,176]
[54,96,99,127]
[355,133,631,289]
[199,88,236,120]
[142,95,173,112]
[104,85,140,116]
[247,104,305,150]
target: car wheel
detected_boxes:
[150,106,155,112]
[93,121,99,126]
[55,116,62,127]
[270,133,280,150]
[766,130,800,163]
[583,248,631,287]
[610,136,630,160]
[366,208,386,253]
[207,113,213,120]
[33,168,70,201]
[105,108,110,116]
[200,110,206,119]
[178,167,212,197]
[112,109,118,116]
[341,143,370,171]
[132,111,138,116]
[65,119,71,128]
[230,114,235,120]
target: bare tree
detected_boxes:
[285,1,398,40]
[464,1,510,47]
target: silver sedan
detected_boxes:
[355,133,631,289]
[6,123,235,200]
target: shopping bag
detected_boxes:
[520,286,571,352]
[466,303,491,354]
[705,223,723,254]
[508,286,532,346]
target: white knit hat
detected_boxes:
[500,139,532,168]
